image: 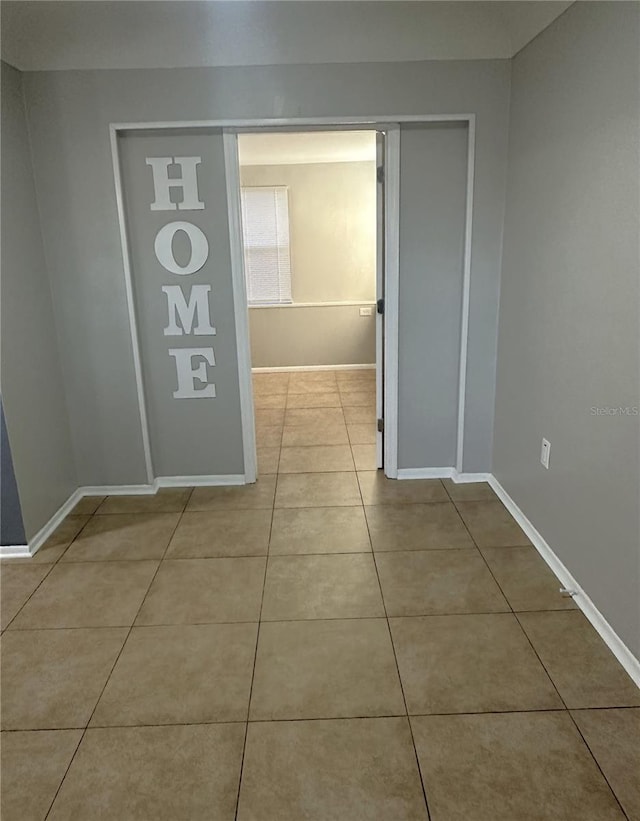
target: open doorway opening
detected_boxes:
[234,129,384,476]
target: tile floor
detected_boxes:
[1,368,639,820]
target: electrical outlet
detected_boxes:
[540,438,551,469]
[359,306,373,317]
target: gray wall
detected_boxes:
[241,160,376,368]
[398,123,468,469]
[1,62,77,539]
[1,401,26,545]
[249,305,375,368]
[493,4,640,656]
[22,59,510,483]
[118,130,244,477]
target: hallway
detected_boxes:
[1,368,639,819]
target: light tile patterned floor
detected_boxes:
[1,368,639,820]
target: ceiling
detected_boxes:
[238,131,377,166]
[1,1,572,72]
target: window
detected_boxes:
[240,186,292,304]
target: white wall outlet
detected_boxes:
[359,306,373,317]
[540,438,551,469]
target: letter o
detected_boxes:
[154,221,209,276]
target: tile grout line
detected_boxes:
[355,470,433,821]
[11,438,631,816]
[442,483,519,621]
[4,703,637,735]
[10,542,529,571]
[556,709,635,821]
[5,605,593,633]
[444,487,631,820]
[1,512,99,632]
[512,606,633,821]
[2,562,57,633]
[232,476,277,821]
[42,489,194,821]
[446,486,571,705]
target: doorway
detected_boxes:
[225,128,391,478]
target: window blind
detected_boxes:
[240,186,292,304]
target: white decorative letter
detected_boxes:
[162,285,216,336]
[169,347,216,399]
[145,156,205,211]
[154,222,209,276]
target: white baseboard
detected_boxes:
[79,484,157,496]
[489,476,640,689]
[7,465,639,688]
[396,467,491,483]
[7,475,248,559]
[395,466,640,686]
[397,467,455,480]
[252,364,375,372]
[80,475,246,495]
[1,487,85,559]
[156,474,245,488]
[0,544,31,558]
[452,470,491,484]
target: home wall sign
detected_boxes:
[146,156,218,399]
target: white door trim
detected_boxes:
[375,130,385,471]
[230,122,401,478]
[383,126,400,478]
[109,126,155,483]
[223,130,257,483]
[456,115,476,474]
[110,114,475,482]
[111,115,474,131]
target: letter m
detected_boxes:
[162,285,216,336]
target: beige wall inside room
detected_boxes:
[249,305,375,368]
[241,160,376,367]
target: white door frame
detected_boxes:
[223,132,258,483]
[224,122,401,478]
[383,126,400,477]
[110,114,475,483]
[375,131,386,470]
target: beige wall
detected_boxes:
[240,161,376,303]
[241,160,377,366]
[249,305,375,368]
